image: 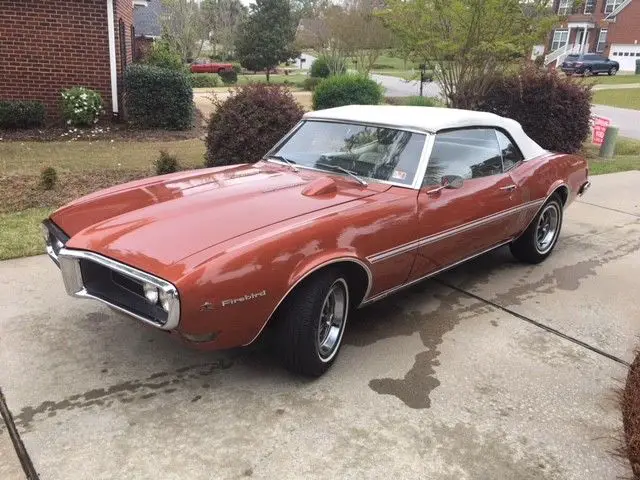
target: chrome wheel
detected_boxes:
[583,68,592,77]
[610,67,617,76]
[316,279,348,361]
[535,204,560,254]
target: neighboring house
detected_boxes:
[0,0,150,121]
[544,0,640,71]
[133,0,163,60]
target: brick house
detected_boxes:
[0,0,150,121]
[543,0,640,71]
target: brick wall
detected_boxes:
[607,0,640,50]
[0,0,135,122]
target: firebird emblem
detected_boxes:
[221,290,267,307]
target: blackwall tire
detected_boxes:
[510,194,563,264]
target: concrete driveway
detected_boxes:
[1,172,639,480]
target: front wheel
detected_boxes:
[609,67,618,76]
[583,68,593,77]
[510,195,563,264]
[273,269,350,377]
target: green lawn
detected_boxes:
[583,137,640,175]
[236,73,307,87]
[591,74,640,85]
[0,139,205,175]
[592,88,640,109]
[0,208,54,260]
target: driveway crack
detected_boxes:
[435,279,631,368]
[0,387,39,479]
[576,200,639,218]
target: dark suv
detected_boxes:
[561,54,620,76]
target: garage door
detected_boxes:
[609,44,640,72]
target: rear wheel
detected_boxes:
[510,195,563,264]
[609,66,618,76]
[273,269,349,377]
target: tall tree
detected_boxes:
[380,0,558,105]
[201,0,247,60]
[160,0,208,62]
[235,0,298,82]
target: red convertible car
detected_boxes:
[42,106,590,376]
[190,60,234,74]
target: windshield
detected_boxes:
[270,120,427,186]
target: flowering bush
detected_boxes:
[61,87,104,126]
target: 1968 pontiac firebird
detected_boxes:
[42,106,590,376]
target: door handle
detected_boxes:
[500,184,516,192]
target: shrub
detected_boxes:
[61,87,104,127]
[302,76,322,91]
[461,66,592,154]
[310,54,347,78]
[219,69,238,85]
[143,40,184,71]
[154,150,180,174]
[190,73,220,88]
[205,84,304,167]
[124,64,194,130]
[40,167,57,190]
[405,96,441,107]
[313,74,384,111]
[231,63,242,74]
[0,100,46,129]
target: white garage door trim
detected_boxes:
[609,44,640,72]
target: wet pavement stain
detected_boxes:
[348,284,485,409]
[12,358,235,431]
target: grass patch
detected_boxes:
[0,138,205,175]
[582,136,640,175]
[591,74,640,85]
[593,88,640,109]
[0,207,54,260]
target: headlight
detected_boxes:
[41,223,51,245]
[143,283,159,304]
[159,290,172,312]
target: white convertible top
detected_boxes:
[303,105,548,160]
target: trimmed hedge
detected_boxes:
[124,65,193,130]
[219,70,238,85]
[205,84,304,167]
[462,66,592,154]
[313,74,383,110]
[190,73,220,88]
[0,100,46,129]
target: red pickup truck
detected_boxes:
[190,61,234,74]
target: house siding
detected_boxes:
[0,0,134,121]
[546,0,640,57]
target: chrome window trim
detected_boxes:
[264,119,434,191]
[57,248,180,330]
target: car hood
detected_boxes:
[53,162,385,272]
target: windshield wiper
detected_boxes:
[266,155,298,172]
[316,162,368,187]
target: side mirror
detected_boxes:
[441,175,464,189]
[425,175,464,195]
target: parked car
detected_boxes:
[561,54,619,76]
[190,60,234,74]
[42,106,590,377]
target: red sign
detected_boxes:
[591,115,611,145]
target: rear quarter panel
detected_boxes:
[510,152,588,233]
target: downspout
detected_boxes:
[106,0,119,117]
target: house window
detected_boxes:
[597,29,608,53]
[584,0,596,14]
[558,0,573,15]
[551,30,569,51]
[605,0,625,14]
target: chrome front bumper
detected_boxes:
[42,221,180,330]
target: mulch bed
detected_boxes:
[623,352,640,478]
[0,110,207,143]
[0,169,147,214]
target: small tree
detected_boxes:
[235,0,298,81]
[380,0,558,105]
[201,0,247,59]
[160,0,208,63]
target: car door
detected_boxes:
[408,128,524,280]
